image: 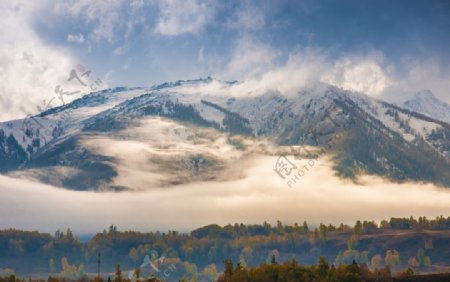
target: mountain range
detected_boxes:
[0,78,449,190]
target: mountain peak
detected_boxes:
[414,89,438,101]
[403,90,450,123]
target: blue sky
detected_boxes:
[0,0,449,121]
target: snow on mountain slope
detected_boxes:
[347,92,447,155]
[0,87,150,158]
[0,78,449,190]
[403,90,450,123]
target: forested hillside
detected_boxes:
[1,217,450,281]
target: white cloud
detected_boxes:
[249,49,327,96]
[56,0,215,41]
[225,37,280,80]
[197,46,205,63]
[153,0,216,36]
[206,46,329,97]
[54,0,126,42]
[218,44,395,98]
[67,33,85,43]
[322,55,391,97]
[381,58,450,104]
[226,1,265,31]
[0,1,77,122]
[113,47,125,55]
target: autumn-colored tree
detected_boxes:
[371,254,382,269]
[114,264,123,282]
[354,220,363,235]
[317,257,329,278]
[129,248,138,263]
[408,257,419,270]
[61,257,79,279]
[347,235,359,250]
[319,224,327,241]
[384,250,401,269]
[360,251,369,265]
[342,249,359,265]
[417,248,431,267]
[201,264,217,281]
[240,246,252,263]
[184,262,198,282]
[224,259,233,281]
[134,268,141,280]
[92,277,104,282]
[302,221,309,232]
[380,220,389,229]
[66,228,74,240]
[402,267,415,277]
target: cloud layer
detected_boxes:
[2,154,450,235]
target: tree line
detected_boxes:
[1,216,449,280]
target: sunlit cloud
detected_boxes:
[0,1,76,122]
[322,55,391,97]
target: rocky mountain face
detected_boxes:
[0,79,449,190]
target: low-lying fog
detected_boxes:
[1,152,450,235]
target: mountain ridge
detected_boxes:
[0,79,449,190]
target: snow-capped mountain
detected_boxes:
[403,90,450,123]
[0,78,449,190]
